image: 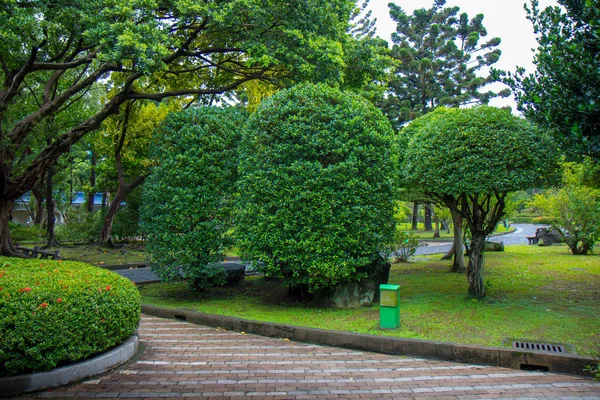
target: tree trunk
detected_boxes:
[441,243,454,260]
[424,203,433,231]
[86,149,97,212]
[32,183,44,224]
[411,203,419,230]
[467,233,486,298]
[0,200,22,256]
[45,165,59,248]
[433,214,440,238]
[99,101,146,246]
[450,209,466,273]
[99,188,124,247]
[102,191,108,210]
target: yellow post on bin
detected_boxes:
[379,284,400,329]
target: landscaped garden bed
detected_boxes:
[0,258,141,377]
[138,245,599,355]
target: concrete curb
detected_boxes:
[142,304,595,378]
[0,334,139,398]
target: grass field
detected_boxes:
[139,244,600,355]
[59,245,146,265]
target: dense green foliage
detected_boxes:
[8,223,44,244]
[502,0,600,159]
[0,258,140,376]
[0,0,363,255]
[141,107,244,290]
[402,106,558,297]
[382,0,508,129]
[532,160,600,255]
[55,207,104,244]
[237,83,397,295]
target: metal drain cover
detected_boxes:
[512,341,567,353]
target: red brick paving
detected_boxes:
[13,315,600,399]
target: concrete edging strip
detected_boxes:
[0,334,139,398]
[141,304,595,378]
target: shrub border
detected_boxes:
[0,334,139,398]
[141,305,595,379]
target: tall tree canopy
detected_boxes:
[402,106,558,298]
[382,0,508,129]
[0,0,362,255]
[501,0,600,159]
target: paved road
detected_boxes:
[415,223,545,256]
[17,315,600,400]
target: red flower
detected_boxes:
[39,302,48,308]
[0,287,3,291]
[19,287,32,293]
[56,298,62,303]
[105,285,111,291]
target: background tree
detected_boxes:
[532,159,600,255]
[501,0,600,159]
[95,100,177,246]
[141,107,244,290]
[383,0,508,238]
[382,0,508,129]
[402,106,558,298]
[0,0,359,256]
[237,83,397,298]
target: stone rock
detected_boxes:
[222,262,245,284]
[484,241,504,252]
[330,256,391,308]
[331,279,377,309]
[537,228,562,246]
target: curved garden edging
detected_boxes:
[141,304,595,379]
[0,334,139,398]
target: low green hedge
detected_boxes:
[0,257,141,377]
[531,216,554,225]
[8,222,45,244]
[509,215,534,224]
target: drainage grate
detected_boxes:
[512,341,566,353]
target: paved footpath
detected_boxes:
[16,315,600,400]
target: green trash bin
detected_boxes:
[379,284,400,329]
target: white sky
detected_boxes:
[368,0,560,110]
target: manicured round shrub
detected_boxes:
[0,257,141,376]
[236,83,397,295]
[141,106,245,290]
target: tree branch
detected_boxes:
[128,77,254,101]
[8,62,116,148]
[0,42,45,112]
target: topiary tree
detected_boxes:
[402,106,558,298]
[237,83,397,298]
[141,107,245,290]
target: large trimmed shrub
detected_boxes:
[0,257,140,376]
[236,83,397,296]
[141,106,245,290]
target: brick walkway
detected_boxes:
[17,315,600,399]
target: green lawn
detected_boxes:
[60,245,146,266]
[139,244,600,354]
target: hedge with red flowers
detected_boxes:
[0,257,141,376]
